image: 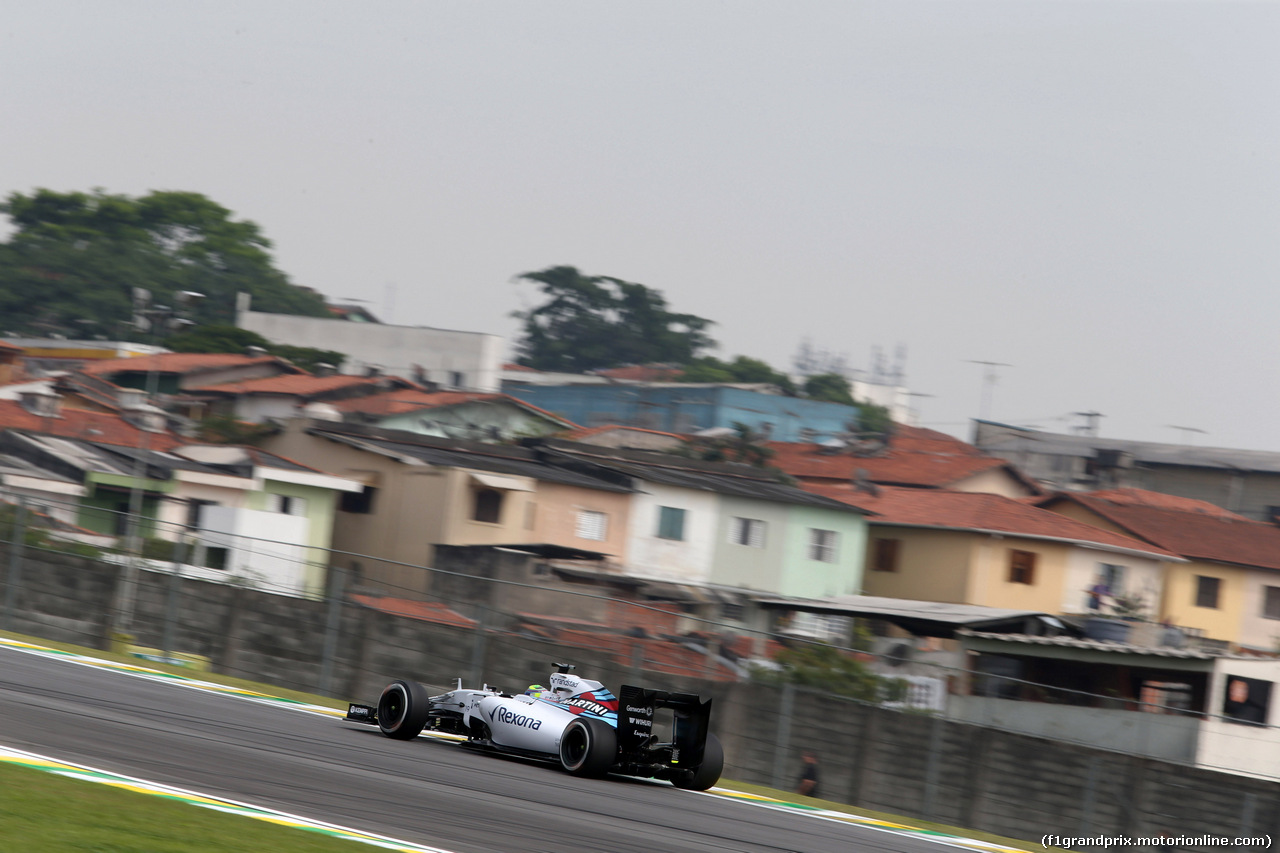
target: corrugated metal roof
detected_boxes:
[976,420,1280,474]
[753,594,1048,625]
[960,629,1226,659]
[540,446,866,513]
[311,429,635,492]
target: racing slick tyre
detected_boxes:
[377,679,431,740]
[558,717,617,778]
[672,732,723,791]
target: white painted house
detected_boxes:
[236,293,503,392]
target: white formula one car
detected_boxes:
[346,663,724,790]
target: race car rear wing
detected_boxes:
[616,684,712,769]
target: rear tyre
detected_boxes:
[377,679,430,740]
[673,732,723,791]
[558,717,617,777]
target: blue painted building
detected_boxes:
[501,382,863,442]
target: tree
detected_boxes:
[682,355,796,393]
[856,400,894,437]
[0,188,328,337]
[513,266,715,372]
[755,642,886,702]
[802,373,855,406]
[164,324,345,373]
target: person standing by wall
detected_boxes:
[796,750,820,798]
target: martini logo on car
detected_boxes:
[491,706,542,730]
[562,697,612,717]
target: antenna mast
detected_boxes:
[966,360,1013,422]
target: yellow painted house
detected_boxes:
[802,484,1179,619]
[1037,489,1280,651]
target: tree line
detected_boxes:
[1,188,887,430]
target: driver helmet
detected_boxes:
[525,684,548,698]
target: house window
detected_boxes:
[473,488,503,523]
[266,494,307,515]
[203,546,229,571]
[808,529,838,562]
[576,510,607,541]
[873,538,900,572]
[656,506,686,541]
[1265,587,1280,620]
[1195,575,1221,609]
[730,517,766,548]
[1098,563,1125,595]
[720,602,744,621]
[340,486,377,514]
[186,499,216,529]
[1008,550,1036,585]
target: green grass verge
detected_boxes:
[2,629,1038,851]
[0,761,368,852]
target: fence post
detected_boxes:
[1238,792,1257,838]
[770,682,795,790]
[468,604,488,687]
[921,713,945,820]
[161,537,186,660]
[2,501,28,633]
[1078,755,1100,837]
[317,566,346,696]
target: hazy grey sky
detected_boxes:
[5,1,1278,449]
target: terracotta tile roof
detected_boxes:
[0,399,182,451]
[79,352,296,376]
[190,373,399,397]
[350,594,479,629]
[889,424,987,453]
[803,483,1178,558]
[591,364,685,382]
[330,389,501,414]
[768,437,1010,488]
[1038,489,1280,571]
[537,626,739,681]
[1073,488,1243,519]
[503,362,540,372]
[331,389,577,426]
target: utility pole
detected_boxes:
[1072,411,1104,437]
[111,288,204,645]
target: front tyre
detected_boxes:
[377,679,430,740]
[558,717,617,777]
[673,732,723,791]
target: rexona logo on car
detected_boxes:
[492,706,542,729]
[561,697,612,717]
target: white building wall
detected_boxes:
[237,307,502,392]
[625,482,718,583]
[1060,550,1167,617]
[850,379,913,424]
[231,395,303,424]
[1195,659,1280,780]
[1239,574,1280,652]
[193,505,308,592]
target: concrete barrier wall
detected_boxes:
[3,543,1278,849]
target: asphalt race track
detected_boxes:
[0,645,955,853]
